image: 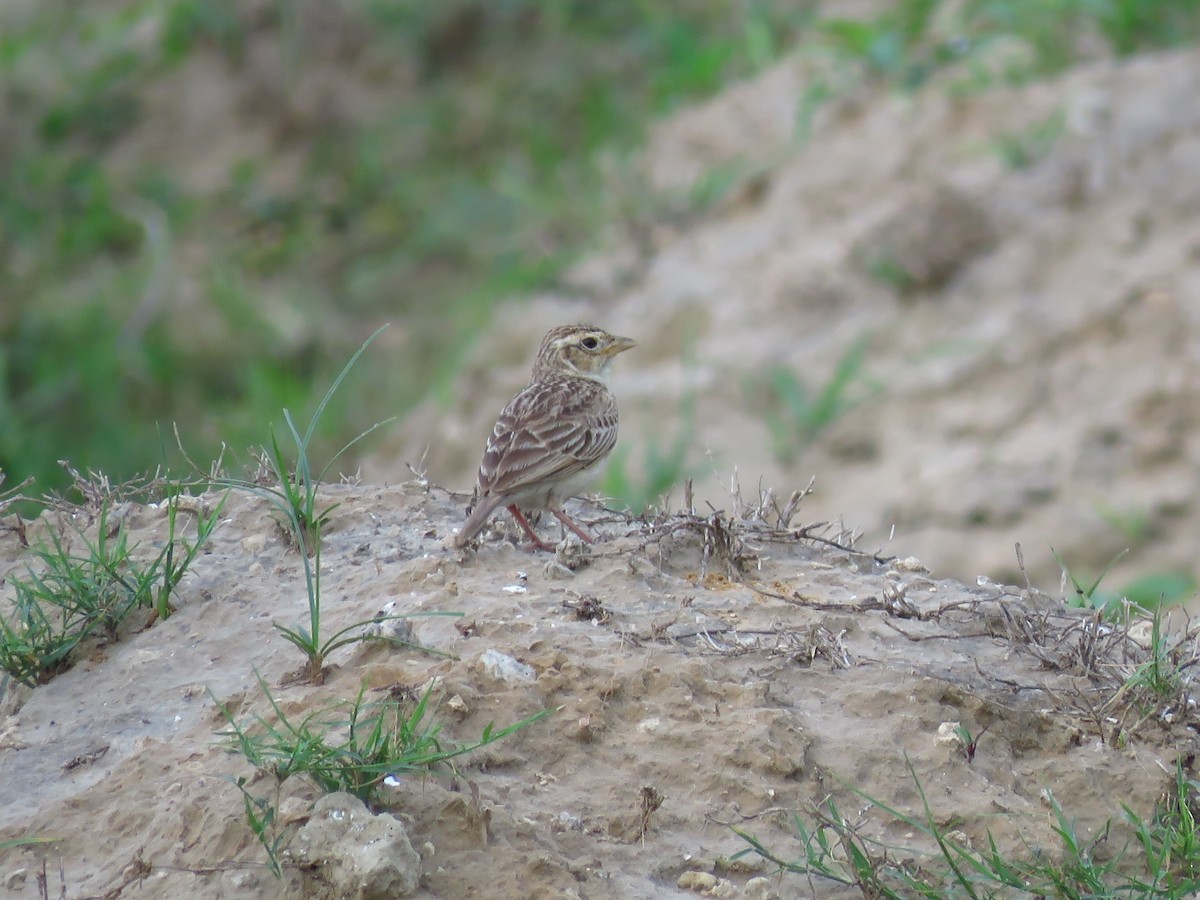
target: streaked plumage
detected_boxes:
[451,324,636,550]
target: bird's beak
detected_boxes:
[606,335,637,356]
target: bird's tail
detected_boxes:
[450,493,506,548]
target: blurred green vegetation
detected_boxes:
[1,0,1198,502]
[0,0,813,497]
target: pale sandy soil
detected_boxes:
[0,484,1191,898]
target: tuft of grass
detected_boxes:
[1123,766,1200,887]
[202,326,424,682]
[1054,547,1196,617]
[0,494,222,686]
[1123,602,1186,702]
[952,723,989,764]
[269,518,460,684]
[733,795,893,894]
[0,577,89,689]
[142,495,226,621]
[1054,546,1128,615]
[227,775,285,879]
[217,675,555,876]
[734,758,1200,897]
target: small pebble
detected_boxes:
[678,871,717,891]
[935,721,963,747]
[479,649,536,683]
[242,533,268,554]
[3,869,27,890]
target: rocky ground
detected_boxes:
[0,483,1194,898]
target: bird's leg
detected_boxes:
[507,504,557,552]
[552,510,596,544]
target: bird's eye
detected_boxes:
[581,336,599,350]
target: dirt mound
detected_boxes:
[0,485,1190,897]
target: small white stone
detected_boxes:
[3,869,27,890]
[242,533,268,554]
[478,649,536,683]
[553,811,584,832]
[935,721,963,747]
[945,829,972,849]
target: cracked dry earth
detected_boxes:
[0,482,1195,899]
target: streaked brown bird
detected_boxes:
[451,324,636,550]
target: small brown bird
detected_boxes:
[451,324,636,550]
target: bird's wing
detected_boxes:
[479,377,618,498]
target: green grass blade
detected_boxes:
[301,324,389,452]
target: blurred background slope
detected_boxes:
[0,0,811,493]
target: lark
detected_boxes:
[451,324,636,551]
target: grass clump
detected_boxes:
[1049,546,1196,709]
[218,676,554,877]
[1053,547,1197,617]
[734,760,1200,898]
[0,494,223,687]
[203,325,412,683]
[268,519,459,685]
[0,576,90,688]
[1122,603,1188,703]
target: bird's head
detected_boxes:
[532,324,636,383]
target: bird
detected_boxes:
[450,323,636,551]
